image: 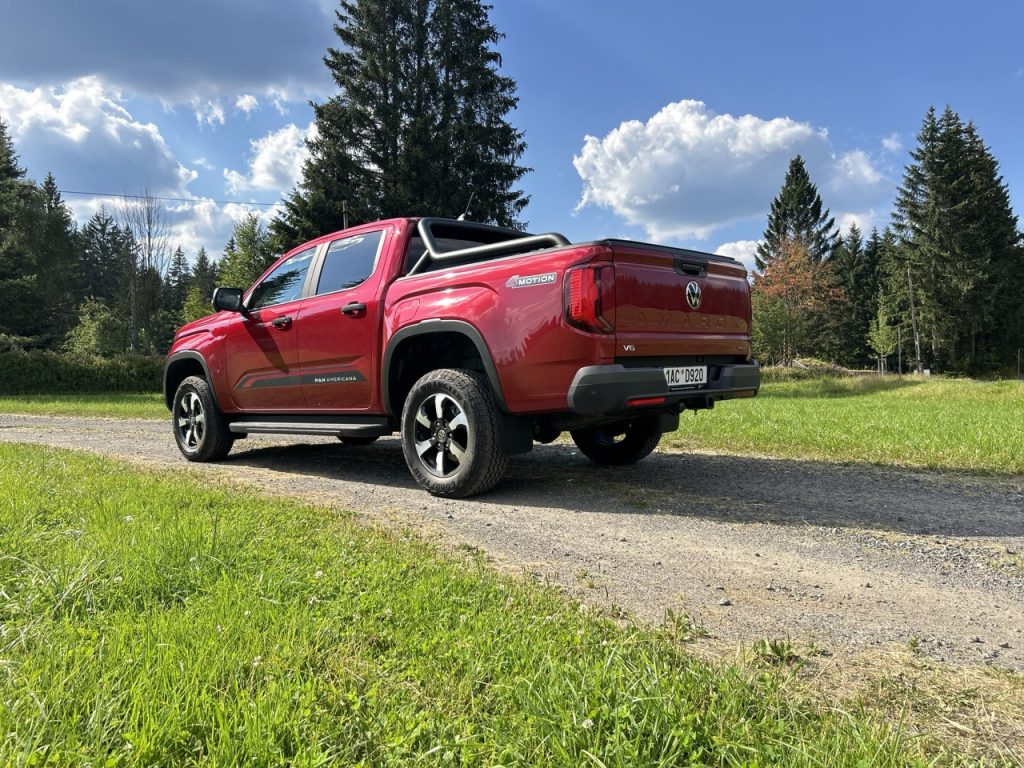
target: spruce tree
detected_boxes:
[755,155,838,271]
[181,246,221,323]
[272,0,528,250]
[827,224,867,366]
[0,117,45,345]
[892,106,1021,372]
[164,246,191,315]
[39,173,82,341]
[79,208,126,303]
[190,246,219,301]
[219,213,276,290]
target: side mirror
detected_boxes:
[212,287,245,313]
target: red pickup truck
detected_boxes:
[164,217,758,496]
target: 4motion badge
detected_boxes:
[506,272,557,289]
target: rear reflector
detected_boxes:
[626,396,666,407]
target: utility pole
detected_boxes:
[906,268,923,374]
[342,200,349,230]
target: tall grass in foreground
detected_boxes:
[0,445,951,766]
[665,376,1024,474]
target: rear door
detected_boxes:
[297,228,388,411]
[610,241,752,361]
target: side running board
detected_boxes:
[228,418,390,438]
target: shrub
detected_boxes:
[0,349,162,394]
[62,298,128,358]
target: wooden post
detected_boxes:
[907,268,923,374]
[342,200,349,230]
[898,326,902,375]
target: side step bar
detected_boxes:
[229,418,391,438]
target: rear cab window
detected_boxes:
[316,231,384,295]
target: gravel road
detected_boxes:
[3,413,1023,672]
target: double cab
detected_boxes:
[164,217,759,496]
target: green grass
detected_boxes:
[0,394,165,419]
[0,445,959,766]
[2,375,1022,474]
[665,375,1024,474]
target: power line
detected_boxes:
[59,189,279,208]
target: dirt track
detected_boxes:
[2,413,1023,672]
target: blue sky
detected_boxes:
[0,0,1021,271]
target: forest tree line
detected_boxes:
[1,0,1022,376]
[753,106,1023,375]
[0,0,528,360]
[0,121,279,357]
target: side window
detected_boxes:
[247,246,316,310]
[316,231,383,295]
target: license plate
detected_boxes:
[663,365,707,388]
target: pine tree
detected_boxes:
[190,246,219,301]
[892,106,1021,372]
[0,116,45,345]
[272,0,528,250]
[219,213,276,290]
[875,228,912,372]
[164,246,191,315]
[755,155,838,271]
[827,223,885,367]
[38,173,82,341]
[79,208,126,303]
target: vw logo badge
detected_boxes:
[685,280,702,310]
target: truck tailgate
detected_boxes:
[607,241,752,360]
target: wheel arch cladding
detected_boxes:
[383,321,508,417]
[163,352,211,410]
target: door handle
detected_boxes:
[341,302,367,316]
[270,315,292,328]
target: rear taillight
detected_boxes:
[564,263,614,333]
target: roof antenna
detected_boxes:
[456,191,475,221]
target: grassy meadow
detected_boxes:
[664,375,1024,474]
[0,375,1022,474]
[0,443,970,767]
[0,393,165,419]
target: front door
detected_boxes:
[298,230,386,411]
[224,246,317,412]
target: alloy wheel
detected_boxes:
[413,391,469,478]
[176,391,206,450]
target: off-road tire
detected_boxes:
[172,375,234,462]
[570,416,662,466]
[337,435,379,446]
[401,369,508,497]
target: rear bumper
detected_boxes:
[567,361,760,415]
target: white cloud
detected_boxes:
[715,240,761,273]
[63,194,279,265]
[191,97,226,127]
[881,132,902,154]
[235,94,260,116]
[0,77,196,195]
[837,210,880,235]
[223,122,315,195]
[0,77,283,261]
[573,99,889,241]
